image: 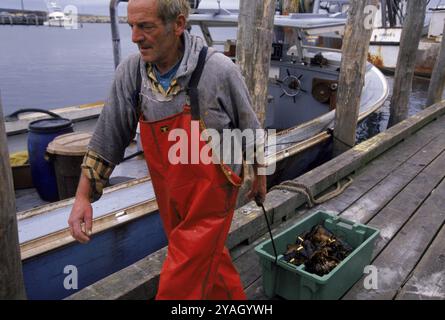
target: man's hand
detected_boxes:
[68,196,93,243]
[68,173,94,243]
[247,167,267,206]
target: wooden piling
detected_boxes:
[388,0,428,128]
[0,92,27,299]
[110,0,122,69]
[236,0,276,127]
[333,0,379,156]
[426,21,445,107]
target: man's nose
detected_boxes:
[131,26,144,43]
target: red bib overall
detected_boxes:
[139,47,247,300]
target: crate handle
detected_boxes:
[336,221,354,230]
[331,216,358,230]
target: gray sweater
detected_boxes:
[89,32,261,175]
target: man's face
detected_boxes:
[128,0,181,64]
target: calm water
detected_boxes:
[0,23,438,138]
[0,23,140,115]
[356,75,435,142]
[0,23,233,115]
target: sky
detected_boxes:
[0,0,128,15]
[0,0,243,15]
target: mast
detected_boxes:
[381,0,388,27]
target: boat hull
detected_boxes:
[267,136,332,188]
[23,211,167,300]
[368,40,441,78]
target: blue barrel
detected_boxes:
[28,118,73,202]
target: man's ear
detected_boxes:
[173,14,186,36]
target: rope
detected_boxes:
[270,176,354,208]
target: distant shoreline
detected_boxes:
[77,14,128,24]
[0,8,128,24]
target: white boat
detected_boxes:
[290,0,445,77]
[5,0,389,299]
[43,1,76,28]
[368,0,445,77]
[44,11,69,27]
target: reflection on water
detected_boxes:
[356,75,438,143]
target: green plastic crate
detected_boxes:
[254,211,380,300]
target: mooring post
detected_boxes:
[236,0,276,127]
[426,21,445,107]
[0,92,27,300]
[110,0,125,69]
[388,0,428,128]
[333,0,378,156]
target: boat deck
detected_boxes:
[235,107,445,300]
[14,141,149,213]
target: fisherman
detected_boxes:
[68,0,266,300]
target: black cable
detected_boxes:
[258,201,278,265]
[5,108,62,122]
[122,150,143,162]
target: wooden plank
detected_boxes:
[303,102,445,202]
[245,278,270,300]
[322,114,445,212]
[343,177,445,300]
[67,246,166,300]
[236,0,275,126]
[395,222,445,300]
[0,94,26,299]
[366,149,445,256]
[388,0,428,127]
[333,0,378,155]
[235,249,263,289]
[341,148,445,299]
[426,22,445,107]
[340,133,445,224]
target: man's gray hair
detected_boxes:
[157,0,190,24]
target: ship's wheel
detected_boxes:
[275,69,307,103]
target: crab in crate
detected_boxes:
[283,224,353,276]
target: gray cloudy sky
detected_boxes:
[1,0,128,15]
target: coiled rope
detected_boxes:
[270,177,354,208]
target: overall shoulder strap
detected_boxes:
[187,46,208,121]
[133,59,142,114]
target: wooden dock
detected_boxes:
[67,101,445,300]
[240,104,445,300]
[0,15,46,26]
